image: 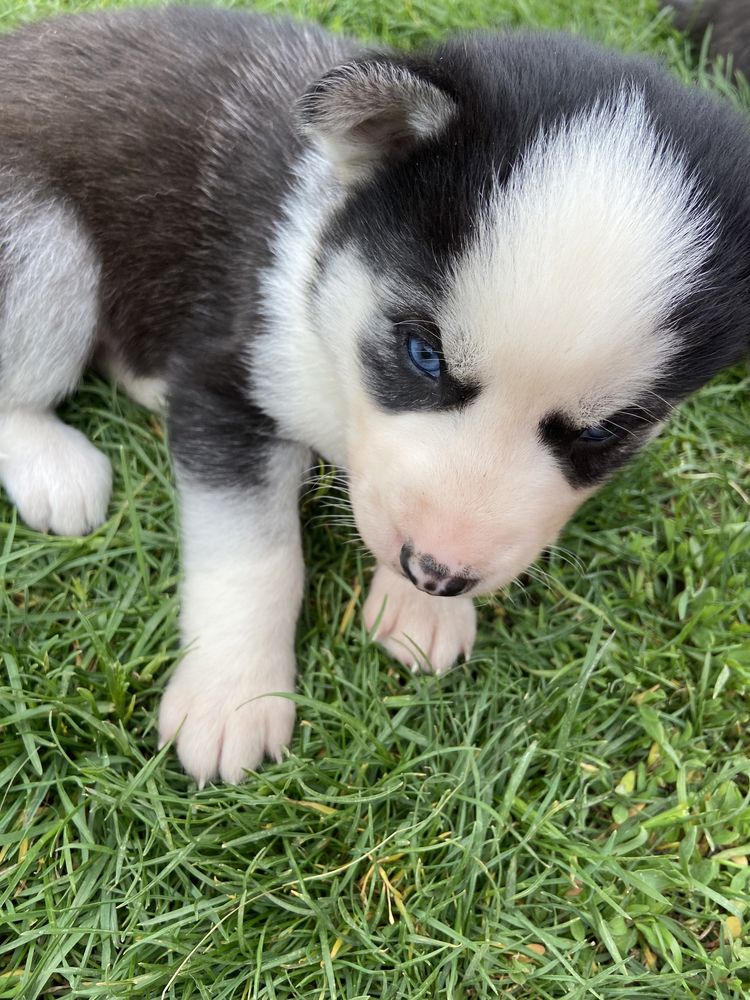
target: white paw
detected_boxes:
[158,648,296,786]
[0,415,111,536]
[101,354,167,412]
[364,564,477,674]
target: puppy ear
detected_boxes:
[296,59,457,181]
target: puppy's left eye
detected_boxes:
[407,332,442,378]
[577,424,618,444]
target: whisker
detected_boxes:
[544,544,585,575]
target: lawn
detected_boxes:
[1,0,749,997]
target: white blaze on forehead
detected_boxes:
[441,90,716,416]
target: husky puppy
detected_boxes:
[0,8,748,784]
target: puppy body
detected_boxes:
[0,9,748,783]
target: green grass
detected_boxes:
[1,1,749,997]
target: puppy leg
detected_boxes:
[159,368,309,784]
[364,564,477,675]
[0,182,109,535]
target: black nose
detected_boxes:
[399,543,477,597]
[437,575,474,597]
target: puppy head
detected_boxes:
[298,34,748,596]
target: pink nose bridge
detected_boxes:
[399,541,479,597]
[407,501,489,570]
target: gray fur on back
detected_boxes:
[0,8,358,373]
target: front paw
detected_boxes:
[2,418,112,536]
[158,648,296,786]
[364,565,476,674]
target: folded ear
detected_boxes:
[296,59,457,182]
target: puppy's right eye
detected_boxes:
[406,331,442,378]
[577,424,618,444]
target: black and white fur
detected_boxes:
[1,9,748,784]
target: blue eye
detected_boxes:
[578,424,617,444]
[407,333,442,378]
